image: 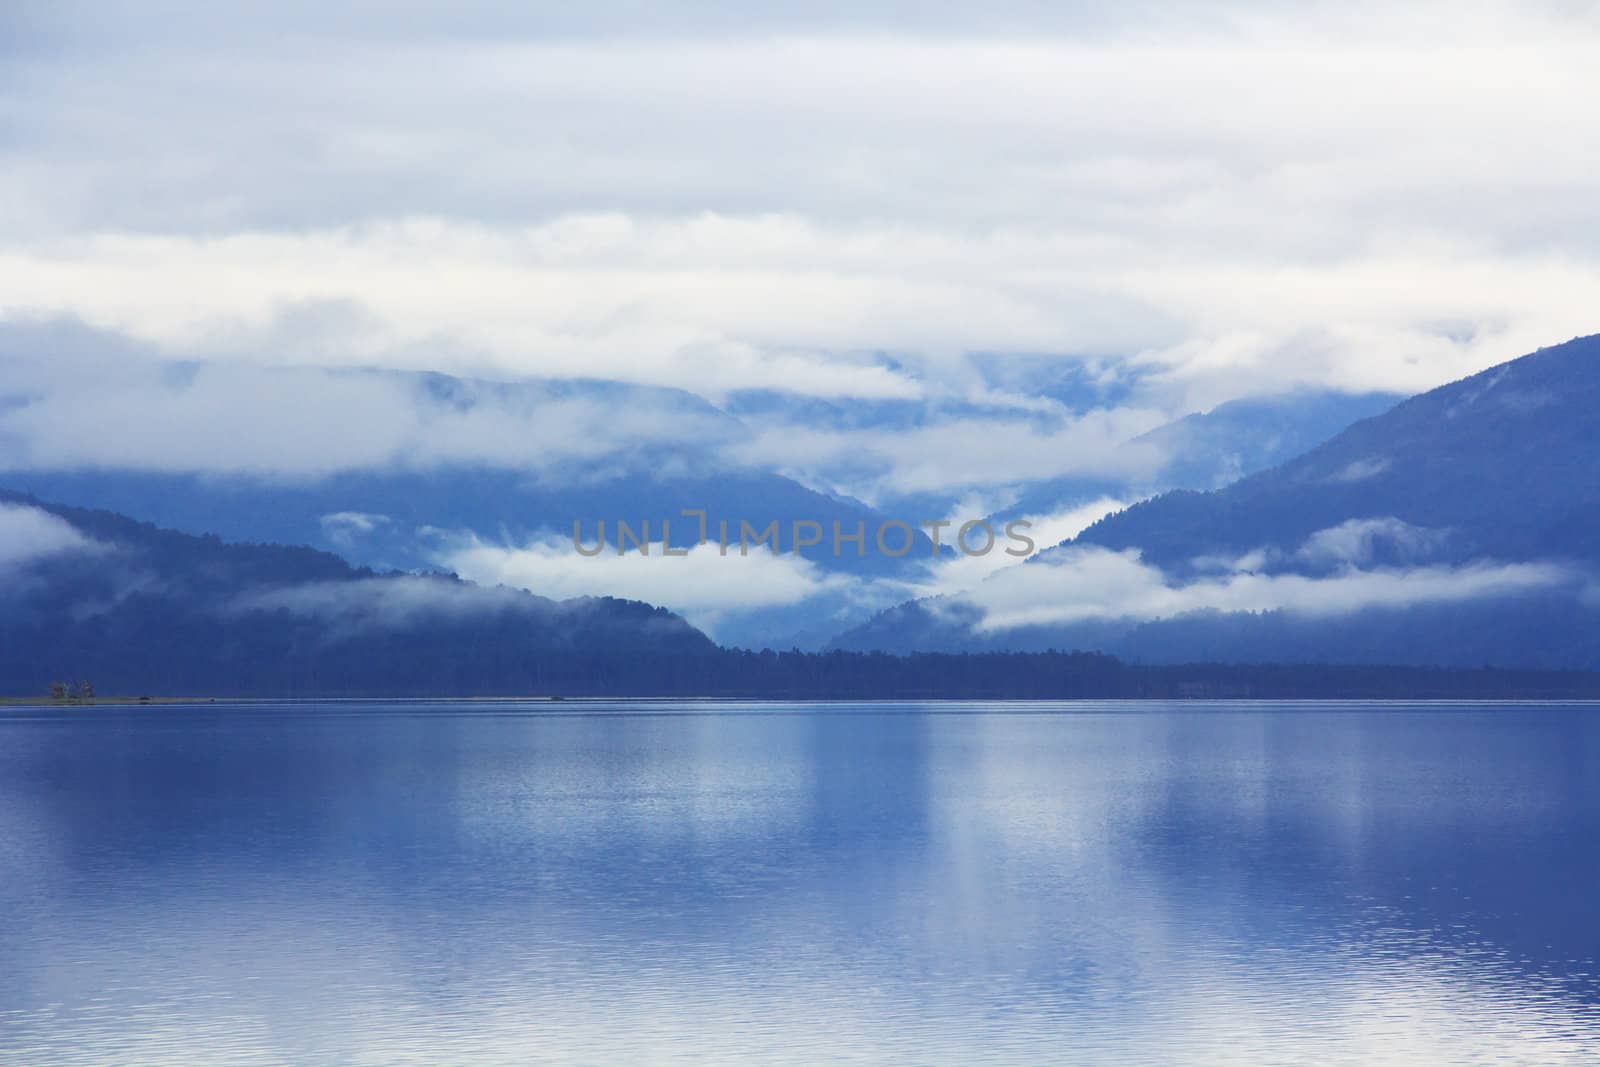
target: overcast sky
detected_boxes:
[2,0,1598,472]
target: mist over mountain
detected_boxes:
[0,490,717,696]
[988,388,1404,525]
[0,346,951,650]
[6,488,1598,701]
[1074,333,1600,573]
[833,334,1600,669]
[5,329,1593,688]
[3,321,1401,651]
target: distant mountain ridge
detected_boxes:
[832,334,1600,669]
[990,389,1404,523]
[0,489,718,696]
[5,488,1600,698]
[1,355,1397,651]
[1074,333,1600,571]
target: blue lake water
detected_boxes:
[2,701,1598,1065]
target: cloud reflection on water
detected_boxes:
[0,703,1596,1064]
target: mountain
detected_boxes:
[0,360,943,651]
[1075,334,1600,572]
[6,489,1600,700]
[0,489,718,696]
[0,322,1414,653]
[989,389,1404,523]
[5,466,947,652]
[724,373,1401,525]
[0,362,931,569]
[832,334,1600,669]
[9,467,926,575]
[1126,389,1406,492]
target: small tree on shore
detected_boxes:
[49,681,68,700]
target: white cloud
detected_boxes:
[1327,457,1391,484]
[4,222,1594,414]
[887,495,1132,603]
[0,4,1597,415]
[1294,517,1448,568]
[228,574,536,631]
[0,502,105,568]
[319,511,393,549]
[442,535,852,637]
[0,352,737,477]
[320,511,391,534]
[0,325,1173,500]
[731,411,1167,499]
[433,495,1133,641]
[964,542,1577,633]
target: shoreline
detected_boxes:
[7,695,1600,709]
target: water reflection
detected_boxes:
[1,702,1597,1064]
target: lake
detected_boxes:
[2,701,1598,1064]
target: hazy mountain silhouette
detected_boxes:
[0,489,718,696]
[991,388,1403,522]
[6,488,1600,698]
[1073,334,1600,572]
[833,334,1600,668]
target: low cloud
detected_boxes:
[1294,517,1450,569]
[0,342,738,479]
[0,502,105,568]
[961,520,1580,632]
[891,495,1132,602]
[319,511,393,548]
[1327,457,1391,484]
[730,411,1167,501]
[228,574,536,632]
[0,320,1186,510]
[442,535,851,636]
[431,496,1135,641]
